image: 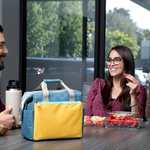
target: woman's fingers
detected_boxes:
[125,74,138,84]
[125,74,138,95]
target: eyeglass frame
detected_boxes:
[105,57,123,65]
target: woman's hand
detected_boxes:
[125,74,139,96]
[124,74,142,118]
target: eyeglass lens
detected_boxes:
[106,57,122,65]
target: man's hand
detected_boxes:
[0,106,15,129]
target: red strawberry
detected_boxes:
[124,115,130,120]
[123,73,127,79]
[130,121,138,128]
[109,121,114,127]
[86,120,93,126]
[107,117,112,122]
[101,121,105,127]
[87,122,93,126]
[118,120,124,126]
[86,119,91,122]
[136,119,141,125]
[112,119,118,126]
[110,114,116,119]
[106,117,112,124]
[126,117,134,125]
[96,121,101,126]
[124,120,128,127]
[120,116,124,120]
[126,120,132,125]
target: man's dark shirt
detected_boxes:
[0,98,5,112]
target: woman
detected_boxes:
[146,73,150,118]
[85,45,147,118]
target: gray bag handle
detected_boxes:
[34,79,75,102]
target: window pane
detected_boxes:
[26,0,95,91]
[106,0,150,91]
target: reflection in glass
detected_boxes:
[26,0,95,91]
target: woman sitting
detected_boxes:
[85,45,147,118]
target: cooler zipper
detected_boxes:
[37,101,41,107]
[37,101,81,107]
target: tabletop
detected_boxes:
[0,121,150,150]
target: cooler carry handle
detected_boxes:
[34,79,75,102]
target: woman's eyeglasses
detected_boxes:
[105,57,122,65]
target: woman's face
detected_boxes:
[107,50,124,78]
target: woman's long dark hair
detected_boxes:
[101,45,135,111]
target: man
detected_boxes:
[0,24,15,129]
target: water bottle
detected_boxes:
[5,80,22,128]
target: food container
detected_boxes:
[84,116,106,127]
[105,118,143,129]
[107,111,139,117]
[105,111,143,129]
[0,121,9,136]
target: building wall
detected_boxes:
[1,0,20,105]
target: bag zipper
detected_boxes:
[37,101,81,107]
[37,101,41,107]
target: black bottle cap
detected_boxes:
[6,80,21,90]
